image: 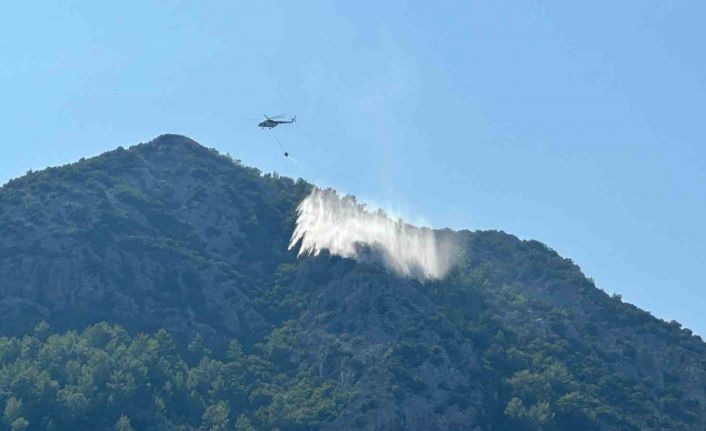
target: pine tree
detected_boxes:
[3,397,23,425]
[201,401,230,431]
[115,414,134,431]
[234,415,256,431]
[11,418,29,431]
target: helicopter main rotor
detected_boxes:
[264,113,287,120]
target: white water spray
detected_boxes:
[289,188,459,280]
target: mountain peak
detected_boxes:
[130,133,216,159]
[0,136,705,430]
[140,133,201,149]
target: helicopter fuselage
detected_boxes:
[258,117,296,129]
[258,119,280,128]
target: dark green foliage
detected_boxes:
[427,241,706,431]
[0,322,347,431]
[1,135,705,430]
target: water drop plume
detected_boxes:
[289,188,459,280]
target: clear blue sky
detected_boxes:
[1,2,704,334]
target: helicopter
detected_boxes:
[258,113,296,129]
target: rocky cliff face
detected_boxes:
[0,135,704,430]
[0,135,307,342]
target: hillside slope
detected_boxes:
[0,135,704,430]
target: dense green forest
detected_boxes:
[0,135,704,430]
[0,322,345,430]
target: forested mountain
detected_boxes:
[0,134,704,430]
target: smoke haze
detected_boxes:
[289,188,459,280]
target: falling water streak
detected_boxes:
[289,188,459,280]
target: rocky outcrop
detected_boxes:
[1,134,704,430]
